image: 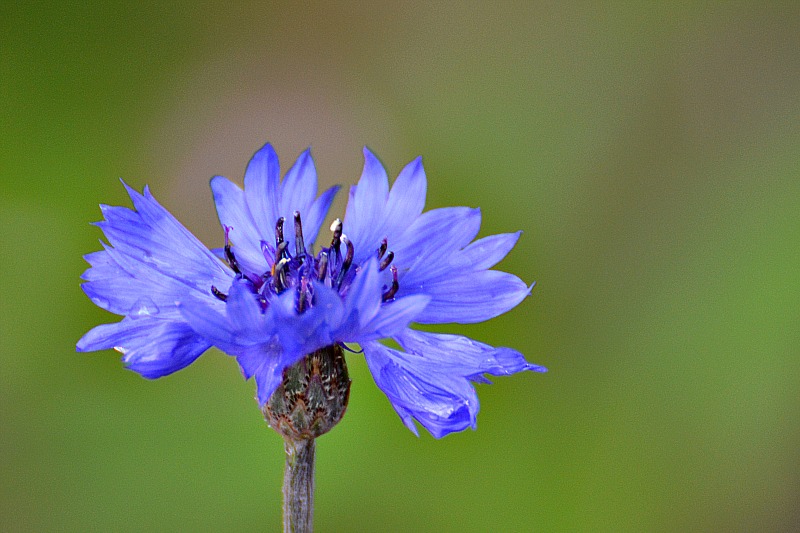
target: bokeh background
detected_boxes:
[3,2,799,531]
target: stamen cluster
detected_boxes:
[212,213,399,313]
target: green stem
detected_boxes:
[283,438,315,533]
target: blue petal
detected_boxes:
[225,278,266,330]
[278,149,317,222]
[363,341,478,438]
[302,185,340,247]
[344,147,390,262]
[178,297,242,355]
[244,143,281,241]
[81,276,177,318]
[336,258,383,337]
[235,343,296,405]
[401,230,522,290]
[358,294,431,341]
[392,207,482,286]
[81,184,233,335]
[83,249,115,268]
[82,243,212,317]
[267,283,344,360]
[395,329,547,380]
[97,202,145,233]
[412,270,531,324]
[124,183,227,278]
[80,249,125,281]
[456,231,522,271]
[76,317,211,379]
[252,349,296,406]
[274,150,322,256]
[96,185,231,289]
[383,156,427,235]
[210,175,269,274]
[235,343,272,380]
[234,283,346,404]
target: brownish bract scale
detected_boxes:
[263,344,351,441]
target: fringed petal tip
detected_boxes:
[525,362,548,373]
[75,317,211,379]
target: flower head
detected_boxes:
[78,142,545,438]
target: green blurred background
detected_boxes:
[3,2,799,531]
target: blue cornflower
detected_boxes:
[77,143,545,438]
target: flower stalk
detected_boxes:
[282,437,315,533]
[264,345,351,532]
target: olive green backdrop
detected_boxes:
[2,2,799,531]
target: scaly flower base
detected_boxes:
[264,345,351,531]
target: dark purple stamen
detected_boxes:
[382,266,399,302]
[297,277,309,313]
[225,247,241,275]
[276,241,288,259]
[377,238,388,260]
[335,235,354,288]
[379,251,394,271]
[317,252,328,282]
[211,285,228,301]
[223,226,241,274]
[274,258,289,293]
[275,217,288,259]
[293,212,306,262]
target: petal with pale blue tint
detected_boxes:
[278,149,317,220]
[401,230,521,290]
[81,236,225,321]
[273,151,322,255]
[382,156,427,235]
[80,249,124,281]
[95,187,230,289]
[125,183,227,278]
[412,270,531,324]
[253,350,296,406]
[395,329,546,381]
[267,284,343,362]
[78,182,234,380]
[344,148,390,261]
[81,277,169,317]
[235,343,297,405]
[178,296,242,355]
[363,341,478,438]
[77,317,211,379]
[358,294,430,342]
[244,143,281,239]
[301,184,340,246]
[335,258,383,338]
[210,175,268,274]
[457,231,522,271]
[223,278,273,339]
[392,207,482,286]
